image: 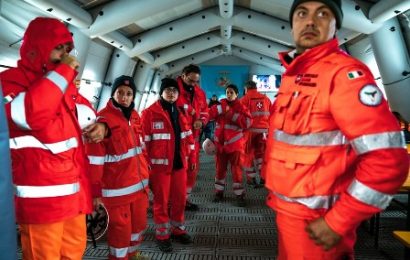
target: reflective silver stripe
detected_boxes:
[215,178,226,191]
[152,133,171,140]
[217,104,223,114]
[224,124,240,130]
[15,182,80,198]
[249,128,268,133]
[181,130,192,139]
[109,246,128,258]
[190,144,195,150]
[10,135,78,154]
[144,135,151,142]
[183,104,189,110]
[171,221,186,229]
[88,155,105,165]
[347,179,392,209]
[232,113,239,122]
[274,129,348,146]
[224,133,243,145]
[46,71,68,93]
[103,146,143,163]
[155,222,170,236]
[251,111,270,117]
[151,158,169,165]
[233,182,244,195]
[102,179,148,197]
[131,231,143,242]
[11,93,31,130]
[351,131,405,155]
[272,191,339,210]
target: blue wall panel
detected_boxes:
[200,65,249,100]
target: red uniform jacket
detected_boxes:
[240,88,271,132]
[0,18,91,224]
[87,100,149,206]
[264,38,409,236]
[209,98,252,153]
[141,100,195,173]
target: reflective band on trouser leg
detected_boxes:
[20,214,86,260]
[276,212,355,260]
[170,168,187,230]
[129,193,148,257]
[106,204,132,260]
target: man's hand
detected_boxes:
[193,120,202,129]
[61,54,80,70]
[83,122,107,143]
[93,197,104,211]
[305,217,342,251]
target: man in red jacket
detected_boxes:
[263,1,409,259]
[176,64,209,211]
[0,17,106,259]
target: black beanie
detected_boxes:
[159,78,179,95]
[289,0,343,29]
[226,84,239,95]
[111,75,137,98]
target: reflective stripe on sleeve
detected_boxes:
[9,135,78,154]
[224,133,243,145]
[45,71,69,93]
[249,128,268,133]
[232,113,239,122]
[88,146,143,165]
[251,111,270,117]
[11,93,31,130]
[102,179,148,197]
[274,129,348,146]
[15,182,80,198]
[351,131,405,155]
[347,179,393,209]
[181,130,192,139]
[224,124,240,130]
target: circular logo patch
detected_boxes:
[359,84,382,106]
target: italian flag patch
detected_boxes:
[347,70,363,80]
[3,93,15,104]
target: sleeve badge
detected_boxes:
[359,84,383,107]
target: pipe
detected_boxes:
[369,0,410,24]
[232,47,284,73]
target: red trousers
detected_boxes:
[105,192,148,260]
[276,212,355,260]
[20,214,86,260]
[150,168,187,239]
[243,132,266,181]
[187,140,200,198]
[215,150,244,196]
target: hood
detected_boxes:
[18,17,73,75]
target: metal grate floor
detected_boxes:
[18,151,408,259]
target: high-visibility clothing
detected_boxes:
[175,77,208,196]
[106,192,148,260]
[141,100,193,239]
[264,37,409,255]
[214,151,244,196]
[20,214,87,260]
[141,100,195,173]
[87,99,149,259]
[87,100,149,206]
[0,17,91,224]
[209,98,252,153]
[240,89,271,180]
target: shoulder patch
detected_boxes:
[3,93,16,104]
[359,84,382,107]
[347,70,364,80]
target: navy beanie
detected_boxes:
[160,78,179,95]
[289,0,343,29]
[111,75,137,98]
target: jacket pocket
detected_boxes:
[269,143,321,197]
[283,90,318,134]
[109,127,129,155]
[272,92,292,130]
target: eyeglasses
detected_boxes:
[184,75,199,85]
[163,87,178,94]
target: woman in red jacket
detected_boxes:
[141,78,195,252]
[209,84,252,207]
[87,75,150,260]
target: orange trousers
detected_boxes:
[275,212,355,260]
[20,214,86,260]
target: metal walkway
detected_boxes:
[18,151,407,259]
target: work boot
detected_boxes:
[171,233,193,244]
[236,195,246,207]
[185,201,199,211]
[156,238,173,252]
[213,192,224,202]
